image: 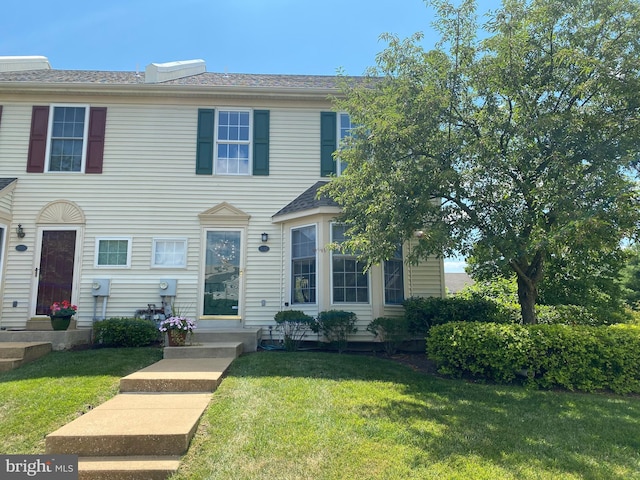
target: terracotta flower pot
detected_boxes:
[167,329,188,346]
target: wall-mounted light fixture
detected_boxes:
[16,224,25,239]
[261,232,269,243]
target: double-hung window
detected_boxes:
[96,238,131,268]
[331,224,369,303]
[291,225,317,304]
[384,245,405,305]
[48,105,89,172]
[337,113,353,176]
[216,110,250,175]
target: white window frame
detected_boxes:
[383,245,405,306]
[152,238,188,268]
[291,224,318,305]
[95,237,132,268]
[215,109,252,175]
[45,104,90,173]
[336,113,353,176]
[330,223,370,304]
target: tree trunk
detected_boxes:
[511,252,544,325]
[516,274,538,324]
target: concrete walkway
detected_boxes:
[45,343,242,480]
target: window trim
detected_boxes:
[336,112,352,176]
[214,108,252,176]
[45,104,90,173]
[151,238,188,269]
[330,223,370,304]
[95,237,132,268]
[291,224,318,305]
[383,245,405,306]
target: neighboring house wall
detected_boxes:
[0,65,445,337]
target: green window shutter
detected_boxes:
[196,109,215,175]
[253,110,269,176]
[320,112,337,177]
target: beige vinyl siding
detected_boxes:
[0,93,445,332]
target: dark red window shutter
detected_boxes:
[86,107,107,174]
[26,106,49,173]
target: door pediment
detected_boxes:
[199,202,250,225]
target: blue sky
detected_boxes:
[2,0,502,272]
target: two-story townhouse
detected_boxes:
[0,56,444,341]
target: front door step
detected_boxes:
[162,341,243,359]
[78,456,181,480]
[119,357,234,393]
[45,393,211,456]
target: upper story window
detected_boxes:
[196,109,269,176]
[217,110,250,175]
[331,224,369,303]
[337,113,353,176]
[291,225,317,304]
[320,112,353,177]
[48,106,89,172]
[26,105,107,174]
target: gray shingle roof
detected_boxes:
[0,69,371,90]
[0,178,17,191]
[273,181,340,218]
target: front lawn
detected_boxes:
[0,347,162,454]
[0,348,638,479]
[175,351,640,480]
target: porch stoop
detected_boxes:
[0,342,52,372]
[45,343,241,479]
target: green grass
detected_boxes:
[1,348,638,479]
[0,347,162,453]
[174,352,640,480]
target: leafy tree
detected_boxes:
[621,243,640,308]
[323,0,640,323]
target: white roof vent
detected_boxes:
[145,59,206,83]
[0,56,51,72]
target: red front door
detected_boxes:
[36,230,76,315]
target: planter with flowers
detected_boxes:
[159,316,196,346]
[50,300,77,331]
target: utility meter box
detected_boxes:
[158,279,177,296]
[91,279,111,296]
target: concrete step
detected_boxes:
[0,342,52,371]
[0,358,23,372]
[78,456,181,480]
[119,357,234,393]
[163,341,243,359]
[46,393,211,457]
[0,341,52,359]
[0,330,91,351]
[192,328,261,352]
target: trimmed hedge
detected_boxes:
[426,322,640,394]
[404,296,514,337]
[93,317,161,347]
